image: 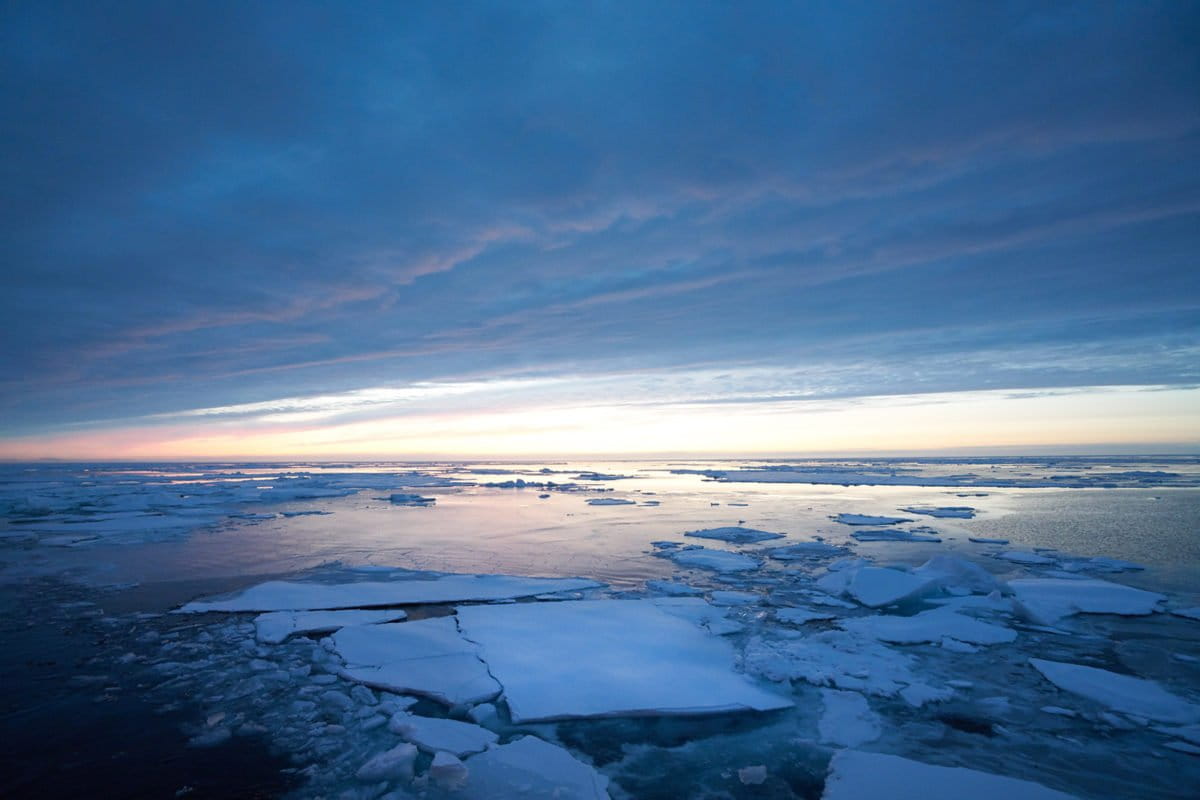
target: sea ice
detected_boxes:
[645,580,705,596]
[968,536,1010,544]
[1009,578,1165,625]
[454,599,791,722]
[821,750,1079,799]
[832,513,911,526]
[585,497,635,506]
[709,590,760,606]
[429,751,469,790]
[179,573,602,612]
[846,567,934,608]
[775,608,837,625]
[333,617,500,706]
[253,609,408,644]
[389,713,498,756]
[765,541,851,560]
[839,607,1016,646]
[356,742,418,783]
[684,526,785,543]
[457,736,609,799]
[900,506,977,518]
[818,689,882,746]
[1029,659,1200,724]
[388,493,435,506]
[997,550,1057,565]
[1171,607,1200,621]
[913,555,1006,595]
[850,528,942,543]
[667,547,761,572]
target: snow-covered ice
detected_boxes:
[839,607,1016,646]
[179,573,602,612]
[850,528,942,543]
[900,505,977,518]
[821,750,1079,799]
[683,526,785,543]
[1029,659,1200,724]
[333,617,501,706]
[253,608,408,644]
[454,599,791,722]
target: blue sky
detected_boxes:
[2,1,1197,457]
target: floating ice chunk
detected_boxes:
[458,736,609,799]
[389,493,435,506]
[1010,578,1165,625]
[832,513,911,526]
[430,751,469,790]
[1029,659,1200,724]
[1059,556,1145,573]
[455,599,791,722]
[765,542,851,560]
[709,590,759,606]
[585,497,635,506]
[900,506,977,519]
[356,742,418,783]
[821,750,1079,799]
[997,550,1057,565]
[738,765,767,785]
[968,536,1010,544]
[744,629,923,697]
[1171,607,1200,621]
[667,547,760,572]
[333,617,500,706]
[818,689,882,746]
[254,609,408,644]
[645,580,705,596]
[389,713,498,756]
[179,573,603,612]
[847,567,934,608]
[913,555,1006,595]
[684,526,785,543]
[840,608,1015,646]
[850,528,942,543]
[900,683,955,707]
[775,608,837,625]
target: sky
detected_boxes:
[1,1,1198,460]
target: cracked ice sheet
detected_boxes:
[178,573,603,612]
[455,599,791,722]
[822,751,1079,800]
[1029,659,1200,724]
[254,608,408,644]
[333,617,500,706]
[1009,578,1165,625]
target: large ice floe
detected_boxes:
[1009,577,1166,625]
[179,573,603,612]
[455,599,791,722]
[821,750,1079,799]
[664,546,761,572]
[683,526,786,543]
[1029,659,1200,724]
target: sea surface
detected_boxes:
[1,458,1197,799]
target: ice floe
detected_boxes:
[821,565,934,608]
[1171,607,1200,621]
[765,541,851,560]
[389,712,498,756]
[684,526,785,543]
[333,617,501,706]
[1009,577,1165,625]
[821,750,1079,799]
[454,599,791,722]
[818,688,882,746]
[665,547,761,572]
[832,513,911,526]
[775,607,837,625]
[839,607,1016,646]
[997,550,1057,565]
[900,505,977,518]
[1029,658,1200,724]
[179,573,603,612]
[253,609,408,644]
[913,555,1006,595]
[968,536,1010,544]
[388,493,435,506]
[457,736,609,799]
[850,528,942,543]
[585,497,635,506]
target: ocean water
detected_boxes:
[0,458,1197,798]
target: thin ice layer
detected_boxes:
[684,526,785,543]
[821,750,1079,799]
[455,599,791,722]
[333,617,500,706]
[179,573,603,612]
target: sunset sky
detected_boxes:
[2,1,1197,459]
